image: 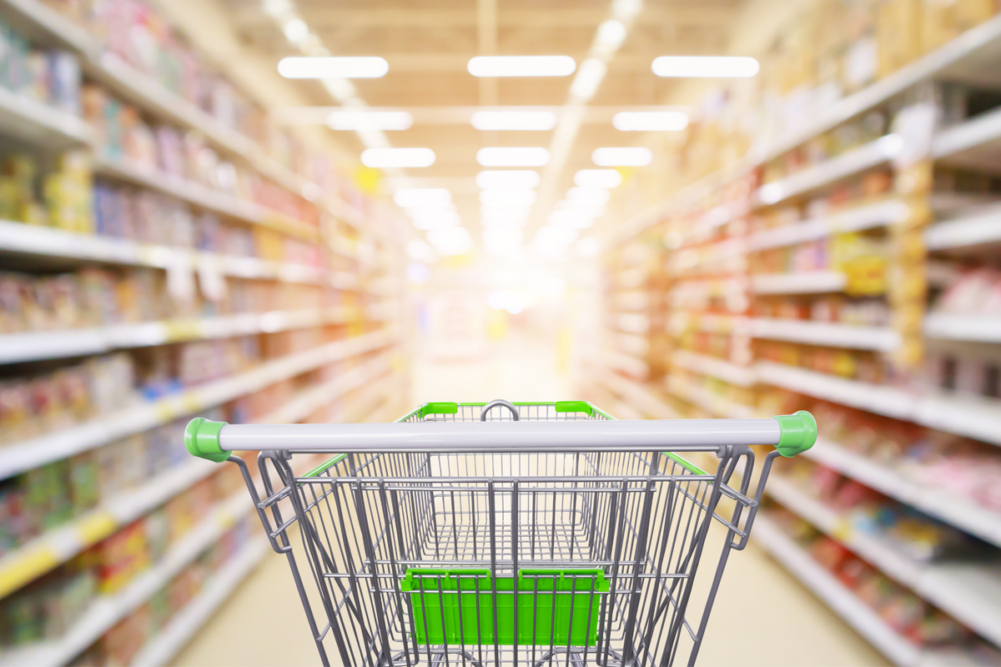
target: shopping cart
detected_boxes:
[185,400,816,667]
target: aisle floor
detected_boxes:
[172,336,886,666]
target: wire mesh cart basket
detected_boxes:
[185,400,816,666]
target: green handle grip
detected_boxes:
[774,411,817,457]
[185,417,229,463]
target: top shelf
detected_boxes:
[0,0,362,227]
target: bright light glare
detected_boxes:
[593,147,653,167]
[278,57,389,79]
[548,211,595,229]
[362,148,435,168]
[406,239,437,263]
[468,56,576,77]
[471,111,557,131]
[476,170,540,189]
[406,205,456,219]
[577,236,601,258]
[488,290,524,313]
[595,20,627,49]
[567,187,610,205]
[477,147,550,167]
[575,169,622,188]
[569,58,607,100]
[613,111,689,132]
[393,188,452,208]
[411,211,461,229]
[480,189,537,207]
[327,111,413,131]
[482,216,528,227]
[427,227,471,255]
[282,19,309,44]
[536,226,580,245]
[481,206,532,220]
[651,56,759,78]
[556,200,605,216]
[484,228,524,245]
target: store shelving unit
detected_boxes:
[0,1,410,663]
[595,11,1001,662]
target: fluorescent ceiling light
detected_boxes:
[567,187,610,205]
[362,148,435,168]
[548,211,596,229]
[481,206,532,220]
[327,111,413,131]
[482,217,529,227]
[468,56,576,77]
[613,111,689,132]
[575,169,622,188]
[406,205,456,219]
[556,200,605,216]
[394,188,452,207]
[278,57,389,79]
[480,189,537,207]
[281,19,309,45]
[569,58,607,101]
[484,228,524,244]
[651,56,759,78]
[593,147,653,167]
[476,170,541,189]
[471,111,557,131]
[577,236,601,258]
[477,147,550,167]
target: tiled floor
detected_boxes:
[173,336,885,666]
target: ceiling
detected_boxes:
[216,0,751,250]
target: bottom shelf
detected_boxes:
[753,514,981,667]
[130,539,267,667]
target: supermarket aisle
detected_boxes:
[173,335,884,667]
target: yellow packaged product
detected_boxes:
[878,0,923,76]
[922,0,998,52]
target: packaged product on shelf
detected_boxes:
[922,0,999,52]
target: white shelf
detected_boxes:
[0,308,347,365]
[933,106,1001,172]
[755,361,916,420]
[752,515,974,667]
[602,372,679,420]
[748,200,908,251]
[924,209,1001,251]
[751,271,848,295]
[129,539,267,667]
[750,318,900,351]
[0,327,397,480]
[0,492,256,667]
[0,221,326,283]
[664,375,757,419]
[0,85,93,148]
[671,350,756,387]
[804,438,1001,549]
[754,136,900,207]
[924,312,1001,342]
[766,475,1001,651]
[916,391,1001,448]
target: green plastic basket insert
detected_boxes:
[401,568,607,646]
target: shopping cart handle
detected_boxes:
[773,410,817,457]
[185,411,817,460]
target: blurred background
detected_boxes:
[1,0,1001,665]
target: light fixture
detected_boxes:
[651,56,759,78]
[548,211,596,229]
[595,20,627,50]
[467,56,576,77]
[412,212,461,230]
[427,227,472,255]
[471,111,558,131]
[556,200,606,216]
[592,147,653,167]
[577,236,601,258]
[613,111,689,132]
[327,111,413,131]
[569,58,607,101]
[476,170,541,189]
[281,19,309,45]
[477,147,550,167]
[393,188,452,207]
[575,169,622,188]
[535,226,580,245]
[480,189,537,207]
[484,228,524,244]
[481,205,532,219]
[278,57,390,79]
[567,187,610,204]
[406,204,457,219]
[362,148,435,168]
[482,216,529,227]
